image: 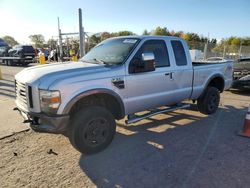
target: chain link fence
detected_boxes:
[187,41,250,61]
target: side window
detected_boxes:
[136,40,170,67]
[171,40,187,66]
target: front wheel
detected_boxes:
[197,86,220,115]
[69,106,116,154]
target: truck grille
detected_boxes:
[15,80,28,108]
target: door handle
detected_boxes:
[165,72,174,80]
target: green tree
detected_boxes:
[117,31,134,36]
[2,35,18,46]
[101,32,111,40]
[29,34,45,48]
[210,39,217,44]
[87,34,101,50]
[110,31,134,37]
[226,37,241,46]
[47,38,57,49]
[170,30,184,37]
[183,32,200,42]
[242,37,250,45]
[153,27,169,36]
[142,29,149,35]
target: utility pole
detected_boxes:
[223,45,226,58]
[78,8,84,58]
[82,26,85,55]
[203,33,209,60]
[238,41,242,59]
[58,17,63,61]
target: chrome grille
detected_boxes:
[15,80,28,107]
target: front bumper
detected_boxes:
[232,80,250,90]
[15,107,70,134]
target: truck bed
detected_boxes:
[191,60,233,100]
[192,61,230,66]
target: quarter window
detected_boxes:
[171,40,187,66]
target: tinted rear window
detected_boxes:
[23,46,35,53]
[171,40,187,66]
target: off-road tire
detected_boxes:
[197,86,220,115]
[69,106,116,154]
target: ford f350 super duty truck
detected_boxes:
[14,36,233,154]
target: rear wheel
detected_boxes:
[69,106,116,154]
[197,86,220,115]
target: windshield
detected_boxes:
[80,38,139,65]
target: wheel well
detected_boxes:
[69,93,125,120]
[207,76,224,92]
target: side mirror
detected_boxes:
[129,52,156,73]
[142,52,155,62]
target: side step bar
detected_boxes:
[126,104,190,124]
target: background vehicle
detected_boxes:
[7,45,35,66]
[0,38,8,46]
[0,46,11,57]
[189,49,203,61]
[232,57,250,89]
[0,38,11,57]
[205,57,228,62]
[14,36,233,154]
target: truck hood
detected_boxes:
[15,62,114,88]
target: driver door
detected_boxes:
[125,39,176,114]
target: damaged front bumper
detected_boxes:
[14,107,70,134]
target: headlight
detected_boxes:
[39,90,61,114]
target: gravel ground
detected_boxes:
[0,90,250,188]
[1,64,250,187]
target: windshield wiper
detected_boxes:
[79,59,104,64]
[92,58,115,66]
[93,58,106,64]
[80,58,115,65]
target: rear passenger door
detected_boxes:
[169,40,193,101]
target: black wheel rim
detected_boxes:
[83,118,110,147]
[208,93,218,111]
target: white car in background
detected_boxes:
[205,57,227,62]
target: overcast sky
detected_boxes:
[0,0,249,43]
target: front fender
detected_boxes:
[61,88,125,117]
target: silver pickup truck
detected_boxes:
[14,36,233,154]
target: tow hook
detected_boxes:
[13,107,34,124]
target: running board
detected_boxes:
[126,104,190,124]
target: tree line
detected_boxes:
[1,26,250,54]
[88,27,217,49]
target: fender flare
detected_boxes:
[199,74,225,98]
[62,88,125,118]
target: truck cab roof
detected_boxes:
[112,35,184,41]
